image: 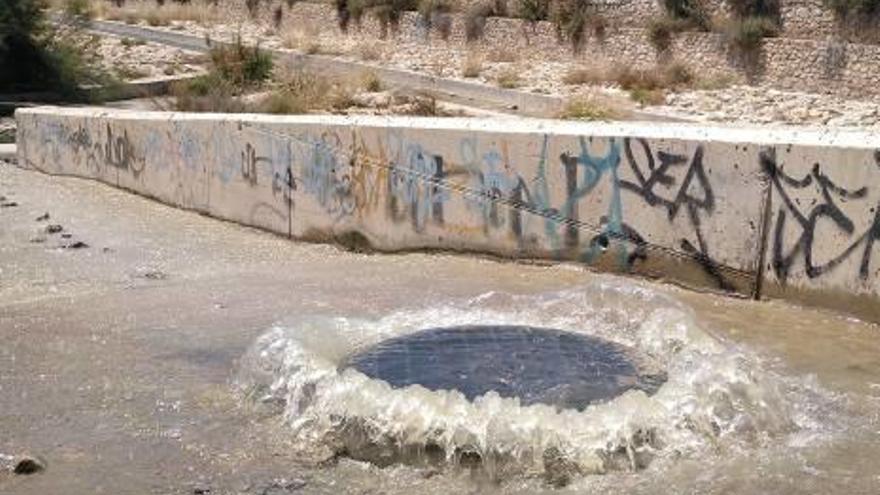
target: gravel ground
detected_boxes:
[94,33,208,80]
[122,16,880,128]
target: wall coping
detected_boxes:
[22,106,880,150]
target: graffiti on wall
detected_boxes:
[31,113,880,298]
[105,124,145,178]
[761,149,880,284]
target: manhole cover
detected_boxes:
[342,325,665,410]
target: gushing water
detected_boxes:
[236,280,835,485]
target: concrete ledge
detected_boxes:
[15,107,880,321]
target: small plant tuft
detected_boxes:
[559,97,622,120]
[209,37,273,88]
[362,70,383,91]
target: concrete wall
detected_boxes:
[15,107,880,321]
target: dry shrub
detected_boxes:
[261,68,355,114]
[629,87,666,106]
[561,65,607,85]
[461,52,483,77]
[210,37,273,88]
[172,75,246,112]
[663,62,694,87]
[496,67,521,88]
[405,94,440,116]
[558,96,624,120]
[609,63,695,106]
[361,69,383,91]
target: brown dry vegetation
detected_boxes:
[461,52,483,77]
[495,67,522,88]
[559,96,627,120]
[562,62,702,106]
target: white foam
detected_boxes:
[236,280,831,479]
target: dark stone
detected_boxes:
[342,325,665,411]
[29,237,46,244]
[45,224,63,234]
[13,456,45,475]
[1,201,18,207]
[143,270,168,280]
[60,233,72,239]
[35,213,50,221]
[63,241,89,249]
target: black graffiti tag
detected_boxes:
[620,139,732,290]
[241,142,270,186]
[272,164,296,206]
[105,124,145,178]
[760,150,880,282]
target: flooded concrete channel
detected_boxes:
[2,161,880,494]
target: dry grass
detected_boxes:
[103,1,220,26]
[562,66,608,86]
[461,52,483,78]
[261,69,356,114]
[361,70,383,92]
[628,87,666,106]
[558,96,625,121]
[496,67,522,88]
[561,62,697,107]
[404,93,440,116]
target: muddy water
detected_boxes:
[238,276,880,495]
[2,163,879,494]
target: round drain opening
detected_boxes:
[342,325,666,410]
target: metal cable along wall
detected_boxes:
[238,120,756,286]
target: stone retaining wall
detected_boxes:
[257,2,880,97]
[16,107,880,321]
